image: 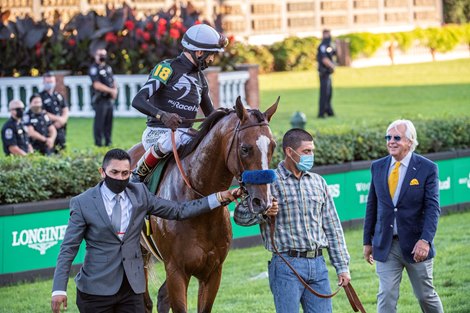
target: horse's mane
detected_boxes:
[178,108,233,159]
[177,107,268,159]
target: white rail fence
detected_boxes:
[0,71,250,118]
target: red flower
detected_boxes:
[142,31,151,42]
[136,28,144,38]
[141,43,149,51]
[68,39,76,47]
[172,21,185,32]
[169,28,180,39]
[124,20,135,31]
[35,43,42,57]
[105,32,118,44]
[145,22,154,31]
[157,19,167,38]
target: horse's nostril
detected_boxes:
[252,198,262,207]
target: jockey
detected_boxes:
[131,24,228,181]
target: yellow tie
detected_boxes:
[388,161,401,198]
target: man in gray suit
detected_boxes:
[51,148,239,313]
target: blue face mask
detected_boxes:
[290,149,314,172]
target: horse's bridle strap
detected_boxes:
[269,217,366,312]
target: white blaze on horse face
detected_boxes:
[256,135,271,170]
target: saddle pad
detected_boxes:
[145,154,172,194]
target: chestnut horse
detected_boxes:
[129,97,278,312]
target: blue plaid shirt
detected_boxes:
[234,161,350,274]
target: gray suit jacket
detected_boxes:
[52,181,213,295]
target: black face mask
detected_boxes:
[104,174,129,194]
[15,108,24,119]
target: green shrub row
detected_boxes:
[0,117,468,204]
[269,116,470,167]
[225,23,470,73]
[0,150,102,204]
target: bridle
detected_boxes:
[171,114,271,203]
[224,118,271,213]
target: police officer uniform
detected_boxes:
[89,62,115,146]
[1,118,30,156]
[40,90,67,150]
[23,110,53,155]
[317,38,336,118]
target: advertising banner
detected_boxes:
[1,156,469,276]
[1,210,85,275]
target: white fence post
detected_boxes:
[0,77,43,115]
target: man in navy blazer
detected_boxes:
[51,148,240,313]
[363,119,443,313]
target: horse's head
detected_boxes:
[226,96,279,214]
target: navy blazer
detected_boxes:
[363,153,440,263]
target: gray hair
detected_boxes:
[386,119,418,152]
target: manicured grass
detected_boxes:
[2,58,468,153]
[1,210,469,312]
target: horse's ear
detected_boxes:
[264,96,280,122]
[235,96,249,122]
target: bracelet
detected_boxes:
[216,192,224,204]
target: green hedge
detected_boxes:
[229,24,470,71]
[0,117,468,204]
[269,116,470,167]
[0,150,102,204]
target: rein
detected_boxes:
[269,216,366,312]
[182,117,206,123]
[170,131,205,198]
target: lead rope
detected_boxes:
[269,217,366,312]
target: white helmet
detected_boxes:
[182,24,228,52]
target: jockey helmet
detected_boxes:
[182,24,228,53]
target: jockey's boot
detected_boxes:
[131,144,166,182]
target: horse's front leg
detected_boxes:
[166,265,190,313]
[142,248,154,313]
[197,266,223,313]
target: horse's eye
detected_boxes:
[240,145,251,155]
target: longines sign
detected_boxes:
[11,225,67,255]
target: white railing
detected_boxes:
[218,71,250,108]
[0,71,250,118]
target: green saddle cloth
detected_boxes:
[145,154,172,194]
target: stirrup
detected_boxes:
[134,145,166,182]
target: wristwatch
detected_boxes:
[421,239,429,244]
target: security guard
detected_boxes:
[1,99,32,156]
[24,93,57,155]
[40,72,69,152]
[89,48,118,147]
[317,29,336,118]
[131,23,228,181]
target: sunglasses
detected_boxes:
[385,135,402,142]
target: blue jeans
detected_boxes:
[268,254,332,313]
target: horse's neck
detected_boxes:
[184,120,234,194]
